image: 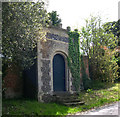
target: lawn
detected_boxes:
[2,82,120,116]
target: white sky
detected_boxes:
[47,0,120,30]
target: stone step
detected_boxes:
[53,92,79,97]
[55,95,78,100]
[58,98,82,103]
[52,92,85,106]
[42,92,85,106]
[63,101,85,106]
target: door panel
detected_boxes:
[53,54,66,91]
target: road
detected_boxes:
[73,101,120,116]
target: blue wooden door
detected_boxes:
[53,54,66,91]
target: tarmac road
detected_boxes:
[73,101,120,116]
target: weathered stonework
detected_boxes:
[41,60,51,93]
[46,33,69,43]
[40,40,54,59]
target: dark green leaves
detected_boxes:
[48,11,62,27]
[2,1,48,69]
[68,30,81,91]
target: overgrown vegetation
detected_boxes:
[68,29,81,91]
[80,16,119,84]
[68,16,119,90]
[3,83,120,116]
[104,19,120,78]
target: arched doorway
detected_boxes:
[53,54,66,91]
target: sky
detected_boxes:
[47,0,120,30]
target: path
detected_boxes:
[70,101,120,116]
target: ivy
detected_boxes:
[68,29,81,91]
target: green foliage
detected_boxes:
[90,80,114,90]
[80,16,119,83]
[48,11,62,27]
[2,1,49,70]
[86,88,93,93]
[104,19,120,45]
[68,29,81,91]
[104,20,120,78]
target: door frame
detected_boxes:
[51,51,69,93]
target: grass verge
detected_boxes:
[2,82,120,116]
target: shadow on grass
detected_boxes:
[2,98,76,116]
[89,80,117,90]
[2,82,119,116]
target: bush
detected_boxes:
[90,48,119,83]
[90,80,114,90]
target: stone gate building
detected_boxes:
[37,27,72,101]
[36,26,89,101]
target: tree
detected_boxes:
[104,19,120,79]
[48,11,62,27]
[104,20,120,43]
[80,16,119,82]
[2,1,49,70]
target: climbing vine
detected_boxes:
[68,29,81,91]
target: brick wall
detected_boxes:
[83,56,89,78]
[3,64,23,98]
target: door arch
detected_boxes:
[53,54,66,91]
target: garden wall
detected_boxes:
[3,64,23,98]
